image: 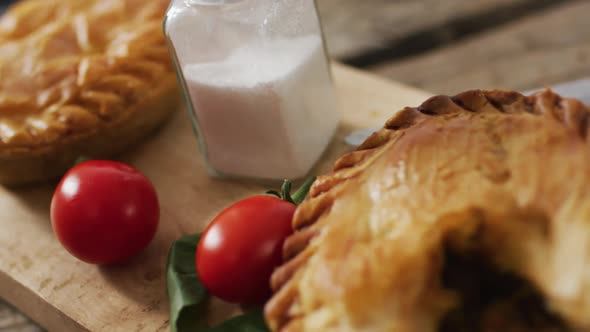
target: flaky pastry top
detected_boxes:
[266,90,590,331]
[0,0,173,149]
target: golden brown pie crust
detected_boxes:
[0,0,179,185]
[266,90,590,331]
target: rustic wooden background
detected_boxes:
[1,0,588,330]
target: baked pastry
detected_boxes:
[266,90,590,331]
[0,0,179,185]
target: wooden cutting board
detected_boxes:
[0,63,430,332]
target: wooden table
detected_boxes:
[1,0,588,330]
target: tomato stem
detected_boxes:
[291,177,316,205]
[265,177,316,206]
[280,180,293,202]
[74,156,91,165]
[266,190,282,198]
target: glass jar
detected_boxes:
[164,0,339,181]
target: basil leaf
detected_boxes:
[167,234,270,332]
[207,309,269,332]
[167,234,209,332]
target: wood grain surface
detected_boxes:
[317,0,566,60]
[1,0,588,329]
[0,63,430,332]
[373,1,590,94]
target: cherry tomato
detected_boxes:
[196,195,295,304]
[51,160,159,265]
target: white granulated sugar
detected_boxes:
[183,35,338,179]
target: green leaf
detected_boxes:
[167,234,208,332]
[207,309,269,332]
[166,234,270,332]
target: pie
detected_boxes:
[266,89,590,331]
[0,0,179,185]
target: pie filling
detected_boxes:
[439,247,569,332]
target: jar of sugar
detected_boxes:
[164,0,339,181]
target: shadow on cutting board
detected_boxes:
[4,186,54,232]
[95,218,180,319]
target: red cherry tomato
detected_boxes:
[51,160,159,265]
[196,195,295,304]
